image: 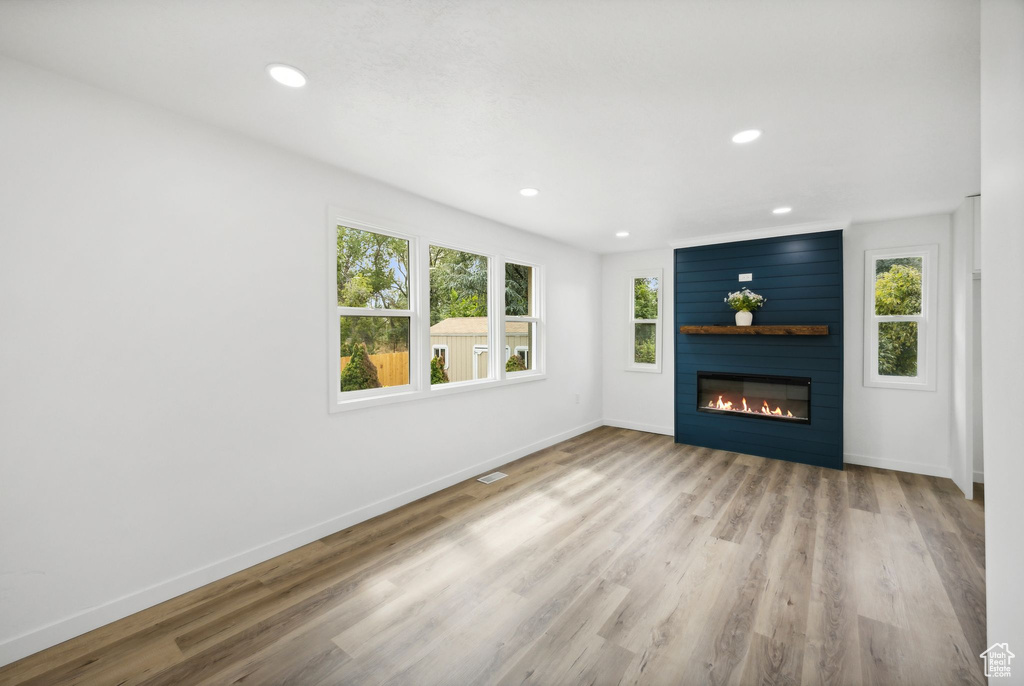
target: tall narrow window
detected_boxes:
[628,270,662,372]
[336,224,413,396]
[429,246,490,385]
[505,262,541,375]
[864,245,938,390]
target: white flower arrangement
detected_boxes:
[725,288,766,312]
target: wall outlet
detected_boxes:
[739,273,753,282]
[574,393,581,405]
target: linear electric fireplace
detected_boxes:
[697,372,811,424]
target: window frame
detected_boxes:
[332,219,418,404]
[426,239,498,389]
[327,210,546,413]
[863,244,938,391]
[627,269,663,373]
[501,258,544,378]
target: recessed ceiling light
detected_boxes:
[772,206,793,214]
[731,129,762,144]
[519,188,539,197]
[615,231,630,238]
[266,64,307,88]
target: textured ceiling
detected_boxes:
[0,0,980,252]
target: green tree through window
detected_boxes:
[337,226,411,356]
[337,226,409,309]
[634,277,659,319]
[430,355,449,384]
[874,258,922,377]
[340,344,382,392]
[632,276,659,365]
[429,247,488,325]
[875,262,922,316]
[634,324,657,364]
[505,263,532,316]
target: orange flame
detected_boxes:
[707,394,801,420]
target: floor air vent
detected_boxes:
[477,472,507,484]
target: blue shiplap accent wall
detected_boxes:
[674,230,844,470]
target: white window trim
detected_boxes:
[627,269,663,373]
[431,344,449,370]
[331,218,417,405]
[501,257,544,378]
[863,244,938,391]
[426,241,499,389]
[328,210,546,413]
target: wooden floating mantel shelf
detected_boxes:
[679,325,830,336]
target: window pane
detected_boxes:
[429,246,490,384]
[339,316,410,391]
[634,323,656,364]
[634,277,659,319]
[506,321,533,372]
[878,321,918,377]
[505,263,534,316]
[874,257,922,315]
[337,225,410,309]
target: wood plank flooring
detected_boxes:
[0,428,986,685]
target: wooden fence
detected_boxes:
[340,351,409,387]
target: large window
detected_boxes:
[329,212,544,411]
[864,245,938,390]
[335,224,413,397]
[628,270,662,372]
[504,262,540,375]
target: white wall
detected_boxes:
[972,276,984,482]
[981,0,1024,672]
[600,249,675,435]
[0,56,603,665]
[950,197,979,496]
[843,214,954,477]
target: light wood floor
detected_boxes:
[0,427,987,685]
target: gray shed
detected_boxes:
[429,317,531,382]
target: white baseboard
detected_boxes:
[974,470,984,483]
[843,453,952,479]
[0,418,603,668]
[602,419,674,436]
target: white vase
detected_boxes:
[735,310,753,326]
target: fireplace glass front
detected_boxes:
[696,372,811,424]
